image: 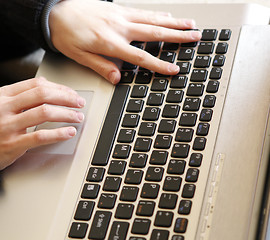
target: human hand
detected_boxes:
[0,77,85,170]
[49,0,201,84]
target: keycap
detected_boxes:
[86,167,105,182]
[207,80,219,93]
[200,109,213,122]
[201,29,217,41]
[209,67,222,79]
[177,62,191,74]
[178,200,192,215]
[120,70,135,83]
[193,137,207,150]
[138,122,156,136]
[91,85,130,166]
[197,42,214,54]
[145,41,161,57]
[108,160,126,175]
[175,128,194,142]
[145,167,164,182]
[115,203,134,219]
[135,71,153,84]
[203,95,216,108]
[88,211,112,239]
[150,229,169,240]
[179,113,197,126]
[129,153,148,168]
[186,168,200,182]
[190,69,208,82]
[163,176,182,191]
[147,93,164,106]
[134,138,152,152]
[171,235,184,240]
[98,194,117,209]
[182,184,196,198]
[151,78,168,91]
[158,119,176,133]
[178,48,195,60]
[183,98,201,111]
[122,61,137,70]
[103,177,122,192]
[81,184,100,199]
[189,153,203,167]
[131,85,148,98]
[196,123,210,136]
[126,99,144,112]
[125,170,143,184]
[141,183,160,199]
[174,218,188,233]
[131,219,151,235]
[136,200,155,216]
[120,186,139,201]
[160,51,176,63]
[171,143,190,158]
[163,42,179,51]
[213,55,226,66]
[216,42,228,54]
[108,221,129,240]
[112,144,131,159]
[187,83,205,96]
[219,29,231,40]
[150,150,168,165]
[117,129,135,143]
[142,107,160,121]
[159,193,178,209]
[69,222,88,239]
[154,135,172,149]
[166,90,184,103]
[74,201,95,220]
[154,211,174,227]
[170,75,187,88]
[122,114,140,128]
[167,160,186,174]
[194,56,211,68]
[162,104,180,118]
[129,237,146,240]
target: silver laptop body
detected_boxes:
[0,3,269,240]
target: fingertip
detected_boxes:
[108,70,121,85]
[168,64,180,74]
[67,127,77,137]
[191,30,202,40]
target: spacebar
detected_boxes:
[91,84,130,166]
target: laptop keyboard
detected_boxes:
[68,28,232,240]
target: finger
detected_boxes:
[0,77,77,97]
[10,105,84,131]
[10,86,86,113]
[128,23,201,43]
[17,127,77,150]
[72,51,121,84]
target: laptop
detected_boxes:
[0,3,269,240]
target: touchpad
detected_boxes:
[30,91,93,155]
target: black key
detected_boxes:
[115,203,134,219]
[129,237,146,240]
[175,128,194,142]
[131,85,148,98]
[197,42,214,54]
[178,48,195,60]
[174,218,188,233]
[154,211,174,227]
[118,129,135,143]
[181,41,198,47]
[209,67,223,79]
[219,29,232,40]
[154,135,172,149]
[122,61,137,70]
[207,80,219,93]
[187,83,205,96]
[112,144,131,159]
[125,169,143,184]
[216,42,228,54]
[171,235,185,240]
[150,150,168,165]
[151,229,169,240]
[134,137,152,152]
[171,143,190,158]
[89,211,112,239]
[176,62,191,74]
[185,168,200,182]
[122,114,140,127]
[135,71,153,84]
[141,183,160,199]
[163,176,182,191]
[126,99,144,112]
[142,107,160,121]
[147,93,164,106]
[98,193,117,209]
[162,104,180,118]
[74,201,95,220]
[145,41,161,57]
[193,137,207,150]
[120,186,139,201]
[108,160,126,175]
[69,222,88,239]
[129,153,148,168]
[159,193,178,209]
[81,184,100,199]
[167,160,186,174]
[190,69,208,82]
[158,119,176,133]
[86,167,105,182]
[166,90,184,103]
[103,177,122,192]
[151,78,168,91]
[170,75,187,88]
[189,153,203,167]
[196,123,210,136]
[108,221,129,240]
[160,51,176,63]
[179,112,197,126]
[145,167,164,181]
[201,29,217,41]
[213,55,226,66]
[200,109,213,121]
[120,71,135,83]
[182,184,196,198]
[131,219,151,235]
[194,56,211,68]
[163,42,179,51]
[138,122,156,136]
[92,85,130,166]
[183,98,201,111]
[203,95,216,108]
[136,200,156,216]
[178,200,192,215]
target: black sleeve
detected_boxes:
[0,0,50,61]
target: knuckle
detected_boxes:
[134,50,146,64]
[32,77,47,88]
[33,130,47,144]
[152,28,163,39]
[39,105,51,119]
[35,86,48,100]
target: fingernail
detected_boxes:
[191,31,202,40]
[68,127,77,137]
[168,64,180,73]
[109,71,120,84]
[77,97,86,107]
[76,112,84,122]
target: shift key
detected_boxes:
[88,211,112,239]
